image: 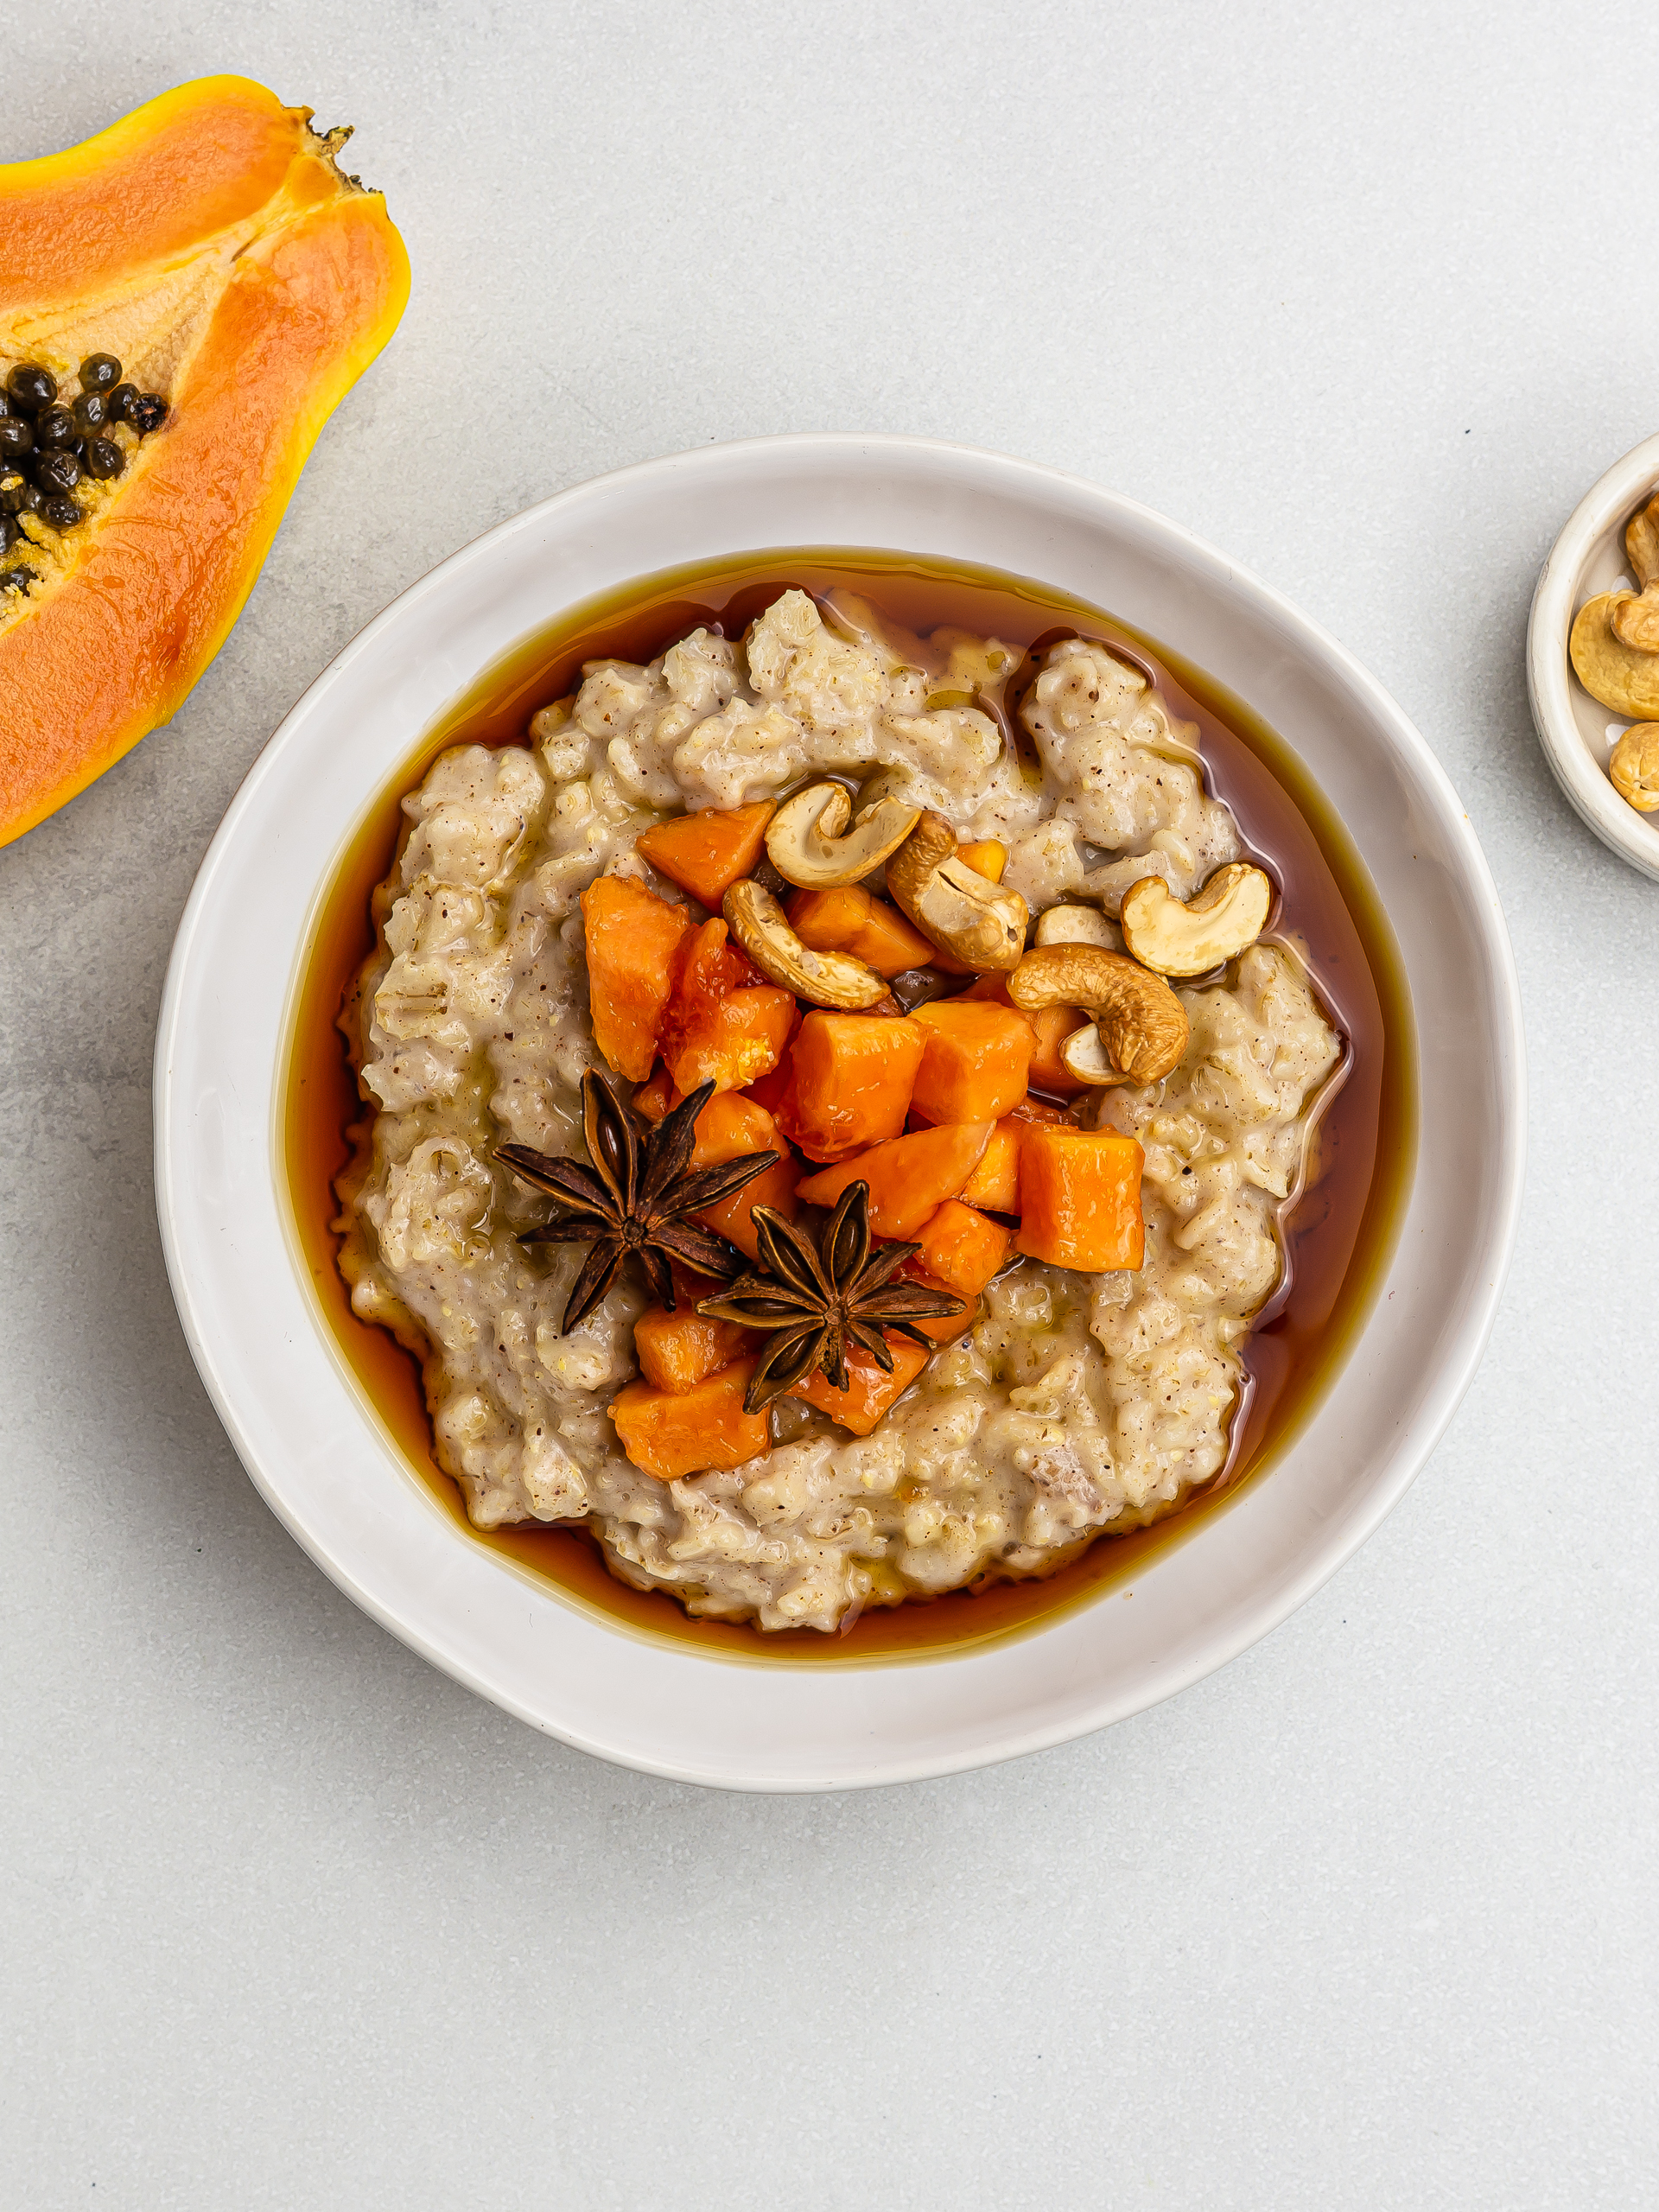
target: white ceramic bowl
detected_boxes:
[1529,429,1659,882]
[155,435,1524,1791]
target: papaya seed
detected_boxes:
[35,405,78,452]
[40,493,81,531]
[79,353,121,393]
[72,391,107,435]
[83,436,124,481]
[0,417,33,460]
[35,450,80,496]
[5,364,56,415]
[132,393,168,435]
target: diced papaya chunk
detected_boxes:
[635,800,776,907]
[1008,1093,1065,1125]
[787,886,938,978]
[910,1199,1011,1298]
[660,918,794,1095]
[958,1120,1023,1212]
[956,839,1007,883]
[1027,1004,1090,1095]
[790,1336,931,1435]
[687,1090,798,1258]
[634,1306,753,1395]
[689,1090,780,1166]
[631,1065,674,1122]
[910,1000,1033,1123]
[775,1011,925,1161]
[671,990,795,1092]
[611,1358,769,1479]
[853,898,938,976]
[795,1120,993,1239]
[581,876,693,1081]
[1014,1127,1145,1272]
[786,885,870,952]
[699,1157,800,1260]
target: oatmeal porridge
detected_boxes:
[331,580,1346,1634]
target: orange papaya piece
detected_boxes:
[1008,1093,1065,1125]
[795,1120,993,1239]
[775,1010,926,1161]
[785,885,869,950]
[612,1358,770,1479]
[636,800,775,907]
[660,918,794,1094]
[787,886,937,977]
[790,1336,931,1436]
[956,839,1007,882]
[958,1120,1024,1212]
[631,1065,674,1122]
[633,1306,753,1395]
[686,1090,799,1258]
[581,877,694,1081]
[910,1000,1033,1123]
[1014,1127,1145,1272]
[1027,1005,1090,1095]
[0,78,410,845]
[910,1199,1012,1298]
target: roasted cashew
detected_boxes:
[1569,596,1659,717]
[1609,723,1659,813]
[722,879,889,1008]
[1007,943,1189,1085]
[1119,862,1274,977]
[1611,493,1659,652]
[765,780,919,888]
[885,809,1029,971]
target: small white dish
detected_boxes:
[155,435,1525,1791]
[1529,429,1659,882]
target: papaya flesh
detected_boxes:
[0,75,410,845]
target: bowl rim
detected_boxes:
[1528,428,1659,884]
[154,431,1526,1789]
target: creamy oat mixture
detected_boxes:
[336,590,1340,1630]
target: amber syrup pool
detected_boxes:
[280,550,1416,1668]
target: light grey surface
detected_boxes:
[3,2,1654,2204]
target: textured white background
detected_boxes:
[4,3,1656,2206]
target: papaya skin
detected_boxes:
[0,77,410,846]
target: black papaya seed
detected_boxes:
[35,449,80,495]
[5,364,57,415]
[83,436,124,480]
[35,404,78,452]
[107,382,141,424]
[132,392,168,435]
[72,391,108,435]
[79,353,121,392]
[40,493,80,530]
[0,416,34,459]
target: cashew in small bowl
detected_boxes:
[1609,723,1659,813]
[1007,943,1189,1085]
[885,810,1029,971]
[1118,861,1274,977]
[1033,903,1119,950]
[1568,599,1659,718]
[1611,492,1659,653]
[765,781,920,888]
[723,880,890,1009]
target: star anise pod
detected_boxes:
[497,1073,778,1334]
[696,1181,965,1414]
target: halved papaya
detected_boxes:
[0,76,410,844]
